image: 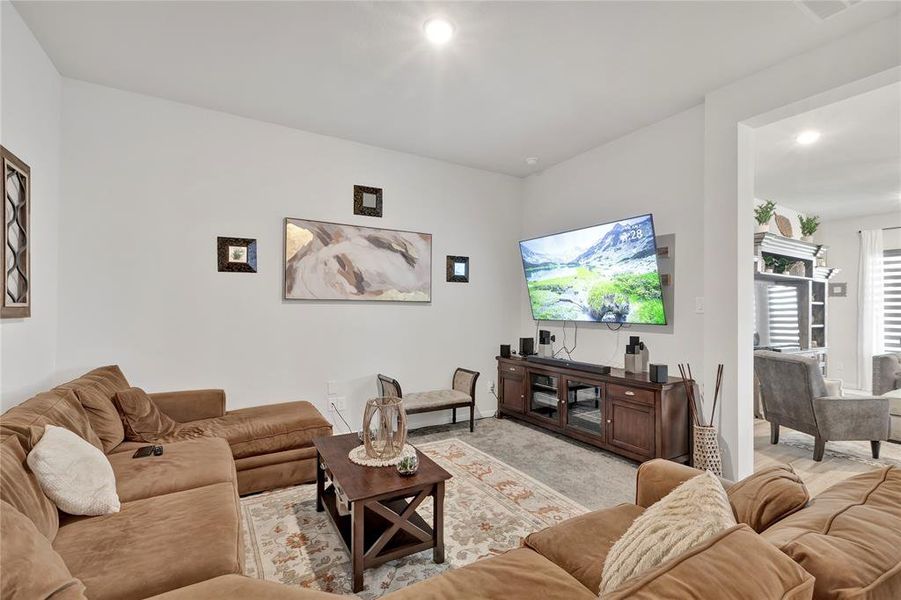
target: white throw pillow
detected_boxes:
[26,425,120,516]
[599,470,736,596]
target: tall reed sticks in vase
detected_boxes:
[678,363,724,476]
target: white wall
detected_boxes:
[0,3,62,408]
[520,105,705,375]
[706,13,900,478]
[56,80,523,430]
[817,213,901,389]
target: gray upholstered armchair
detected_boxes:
[873,353,901,396]
[754,350,890,461]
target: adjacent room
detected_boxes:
[1,2,899,599]
[751,82,901,494]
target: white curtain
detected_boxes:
[858,229,885,391]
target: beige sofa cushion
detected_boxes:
[157,401,332,459]
[53,481,243,600]
[1,500,87,599]
[1,434,59,539]
[146,575,345,599]
[55,366,130,452]
[763,466,901,600]
[604,524,815,599]
[113,387,178,442]
[727,464,809,532]
[524,503,644,593]
[0,389,103,452]
[600,471,736,594]
[108,437,236,502]
[384,547,598,600]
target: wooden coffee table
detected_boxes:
[314,433,452,593]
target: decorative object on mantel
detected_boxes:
[788,261,806,277]
[678,362,724,476]
[348,442,416,467]
[353,184,383,217]
[217,237,257,273]
[396,453,419,476]
[775,213,793,238]
[446,255,469,283]
[362,396,407,461]
[284,218,432,302]
[754,200,776,233]
[797,214,820,243]
[2,146,31,319]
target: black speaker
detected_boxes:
[539,330,552,345]
[649,364,668,383]
[500,344,511,358]
[519,337,535,356]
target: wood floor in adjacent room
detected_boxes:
[754,418,901,497]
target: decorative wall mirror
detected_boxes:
[446,255,469,283]
[353,185,383,217]
[2,146,31,318]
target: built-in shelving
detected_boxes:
[753,232,833,375]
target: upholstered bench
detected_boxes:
[377,368,480,431]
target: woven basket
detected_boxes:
[693,425,723,476]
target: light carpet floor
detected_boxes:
[407,416,638,509]
[241,437,587,598]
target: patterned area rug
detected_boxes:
[780,430,901,468]
[241,438,587,598]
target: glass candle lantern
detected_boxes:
[362,397,407,460]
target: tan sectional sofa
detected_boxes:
[0,365,332,599]
[3,364,899,599]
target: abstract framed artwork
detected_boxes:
[446,256,469,283]
[284,218,431,302]
[217,237,257,273]
[2,146,31,319]
[353,185,383,217]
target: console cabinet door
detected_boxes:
[499,368,525,414]
[606,398,655,458]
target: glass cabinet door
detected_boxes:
[528,372,559,422]
[565,380,603,436]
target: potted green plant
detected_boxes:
[754,201,776,233]
[798,214,820,242]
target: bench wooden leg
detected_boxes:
[470,406,474,432]
[452,408,456,424]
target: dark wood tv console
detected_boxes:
[497,356,691,465]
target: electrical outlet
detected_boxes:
[489,381,496,394]
[695,297,705,314]
[330,396,346,412]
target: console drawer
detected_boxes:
[500,363,525,377]
[607,383,655,406]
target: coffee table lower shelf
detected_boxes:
[317,477,445,592]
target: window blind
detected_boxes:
[767,284,801,347]
[885,249,901,352]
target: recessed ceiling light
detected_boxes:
[796,130,821,145]
[423,17,455,45]
[525,157,539,166]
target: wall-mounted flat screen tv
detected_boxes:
[519,214,666,324]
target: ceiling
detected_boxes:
[13,1,900,177]
[755,81,901,221]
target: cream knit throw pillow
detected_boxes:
[599,470,735,596]
[27,425,121,516]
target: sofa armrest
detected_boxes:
[635,459,704,508]
[148,389,226,422]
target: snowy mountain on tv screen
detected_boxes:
[520,215,665,324]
